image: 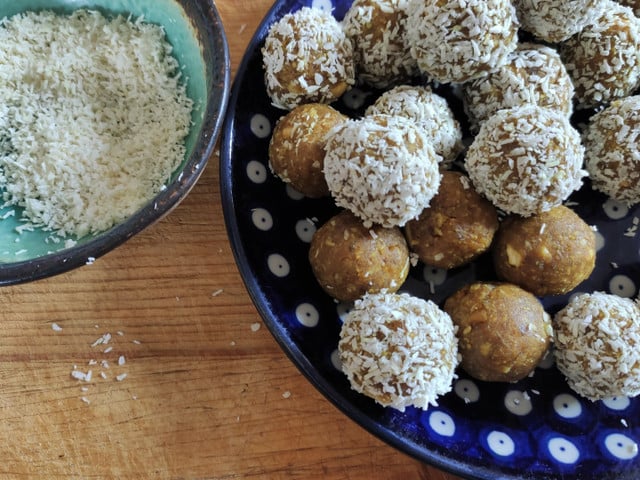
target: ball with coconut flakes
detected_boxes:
[462,42,574,130]
[339,291,459,412]
[365,85,463,166]
[583,95,640,206]
[261,7,355,110]
[554,291,640,401]
[323,113,442,228]
[560,1,640,109]
[405,0,519,83]
[513,0,603,43]
[464,105,586,217]
[342,0,417,89]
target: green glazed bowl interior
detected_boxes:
[0,0,229,284]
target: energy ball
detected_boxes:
[560,2,640,109]
[404,171,499,270]
[324,114,442,228]
[339,291,459,411]
[342,0,417,88]
[365,85,464,165]
[444,282,553,383]
[583,95,640,206]
[493,206,597,296]
[262,7,355,110]
[308,210,410,302]
[268,103,348,198]
[513,0,603,42]
[465,105,586,217]
[462,42,574,129]
[554,291,640,401]
[405,0,518,83]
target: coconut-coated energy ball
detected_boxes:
[583,95,640,206]
[324,114,442,228]
[365,85,464,165]
[308,210,410,302]
[339,291,459,411]
[404,171,499,270]
[560,1,640,109]
[513,0,603,43]
[262,7,355,110]
[405,0,519,83]
[342,0,417,89]
[554,291,640,401]
[465,105,586,217]
[268,103,348,198]
[444,282,552,383]
[493,206,597,296]
[462,42,574,129]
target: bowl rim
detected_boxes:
[0,0,231,286]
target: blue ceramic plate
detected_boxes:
[220,1,640,478]
[0,0,229,284]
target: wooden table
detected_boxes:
[0,1,462,478]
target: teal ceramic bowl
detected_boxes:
[0,0,229,285]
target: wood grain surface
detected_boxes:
[0,1,463,479]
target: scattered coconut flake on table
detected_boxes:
[251,322,261,332]
[51,323,63,332]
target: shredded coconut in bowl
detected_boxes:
[339,291,459,412]
[0,9,193,238]
[323,114,441,228]
[553,291,640,401]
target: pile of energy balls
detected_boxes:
[261,0,640,411]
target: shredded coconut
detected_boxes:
[365,85,463,165]
[513,0,603,42]
[465,105,585,216]
[0,9,193,238]
[405,0,518,83]
[583,95,640,206]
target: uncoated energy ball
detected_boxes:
[308,210,410,302]
[444,282,552,383]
